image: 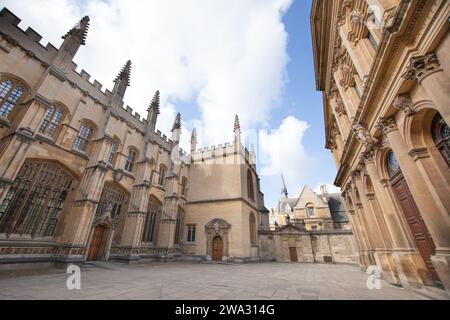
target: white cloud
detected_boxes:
[2,0,292,148]
[259,116,313,195]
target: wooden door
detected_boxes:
[212,236,223,262]
[392,177,440,281]
[87,225,105,261]
[289,247,298,262]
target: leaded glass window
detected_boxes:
[74,123,94,152]
[158,165,166,186]
[387,151,401,178]
[432,113,450,167]
[39,106,64,138]
[125,148,137,172]
[141,197,161,244]
[95,184,127,228]
[108,140,119,165]
[0,79,24,117]
[0,161,73,237]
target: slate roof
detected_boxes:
[326,193,349,223]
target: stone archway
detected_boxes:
[205,219,231,262]
[86,211,115,262]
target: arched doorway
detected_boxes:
[386,151,439,282]
[212,236,224,262]
[86,183,128,261]
[87,224,106,261]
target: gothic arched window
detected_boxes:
[387,150,401,178]
[174,208,183,245]
[95,183,127,228]
[247,169,255,202]
[432,113,450,167]
[141,197,161,244]
[0,79,24,117]
[0,161,73,237]
[108,137,120,165]
[249,212,257,245]
[74,122,95,152]
[306,203,315,218]
[39,105,65,138]
[180,177,188,197]
[158,165,166,186]
[125,148,137,172]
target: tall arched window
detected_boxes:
[181,177,188,197]
[0,79,24,117]
[247,169,255,202]
[125,148,137,172]
[95,183,127,228]
[0,161,73,237]
[432,113,450,167]
[158,165,166,186]
[249,212,257,245]
[306,203,315,218]
[74,122,94,152]
[174,208,183,245]
[387,150,401,178]
[108,137,120,165]
[141,197,161,244]
[39,105,65,138]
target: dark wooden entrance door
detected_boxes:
[212,236,223,262]
[289,247,298,262]
[391,176,440,281]
[87,225,105,261]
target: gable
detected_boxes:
[294,185,328,209]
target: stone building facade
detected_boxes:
[311,0,450,292]
[262,181,358,265]
[0,8,270,266]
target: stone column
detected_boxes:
[157,175,180,251]
[117,159,154,262]
[351,170,386,250]
[403,52,450,124]
[378,117,450,291]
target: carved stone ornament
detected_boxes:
[353,124,378,148]
[402,53,442,82]
[393,93,415,116]
[375,117,398,135]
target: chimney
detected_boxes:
[320,184,328,204]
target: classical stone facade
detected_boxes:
[311,0,450,293]
[262,181,358,264]
[0,8,270,266]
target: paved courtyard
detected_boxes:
[0,262,442,300]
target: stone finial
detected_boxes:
[148,90,160,114]
[393,93,415,116]
[234,115,241,134]
[402,53,442,82]
[63,16,90,45]
[353,123,378,148]
[172,113,181,132]
[115,60,132,87]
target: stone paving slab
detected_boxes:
[0,262,442,300]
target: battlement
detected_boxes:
[191,141,256,166]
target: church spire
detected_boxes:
[53,16,90,71]
[281,174,288,199]
[111,60,131,108]
[190,127,198,153]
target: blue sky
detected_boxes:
[1,0,339,209]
